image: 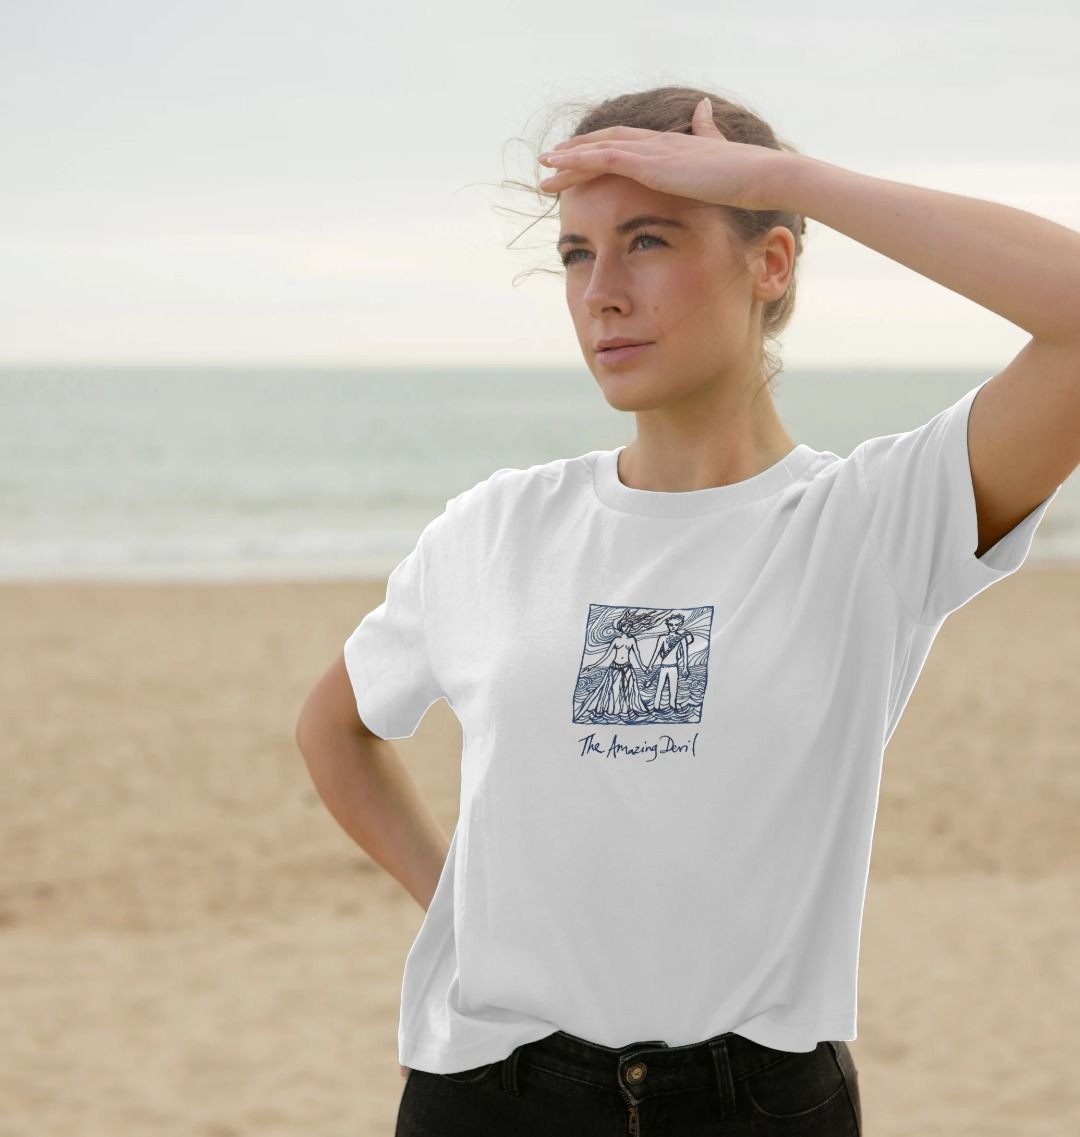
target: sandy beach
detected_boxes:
[2,567,1077,1137]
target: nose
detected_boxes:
[581,257,632,320]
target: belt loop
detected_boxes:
[500,1043,523,1097]
[707,1037,737,1123]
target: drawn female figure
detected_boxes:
[579,611,650,718]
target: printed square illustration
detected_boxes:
[572,604,714,725]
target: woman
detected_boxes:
[295,86,1077,1135]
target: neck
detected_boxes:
[619,370,798,494]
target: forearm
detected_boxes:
[764,151,1080,346]
[297,723,450,912]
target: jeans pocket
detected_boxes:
[744,1041,849,1121]
[828,1041,862,1134]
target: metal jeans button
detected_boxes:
[624,1061,647,1084]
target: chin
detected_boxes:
[593,378,678,413]
[591,366,691,412]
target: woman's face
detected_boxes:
[557,174,788,411]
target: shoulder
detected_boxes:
[442,451,597,525]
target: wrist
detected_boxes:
[754,149,815,215]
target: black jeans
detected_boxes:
[396,1028,862,1135]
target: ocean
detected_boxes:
[2,365,1076,581]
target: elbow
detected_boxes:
[294,691,323,761]
[294,703,311,761]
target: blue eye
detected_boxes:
[560,231,668,267]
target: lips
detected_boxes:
[594,338,650,351]
[596,342,652,365]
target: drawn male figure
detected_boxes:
[647,614,694,711]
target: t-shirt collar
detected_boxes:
[592,442,819,518]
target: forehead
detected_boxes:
[556,175,710,232]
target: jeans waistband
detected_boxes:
[509,1027,815,1100]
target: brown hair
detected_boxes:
[500,84,809,391]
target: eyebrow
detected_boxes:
[556,214,691,252]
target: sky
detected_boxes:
[1,0,1078,369]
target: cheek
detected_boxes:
[655,273,730,344]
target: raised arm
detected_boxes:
[758,152,1080,553]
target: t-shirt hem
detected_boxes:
[400,1011,857,1070]
[401,1026,563,1073]
[735,1009,857,1051]
[854,378,1060,627]
[918,381,1062,625]
[342,632,433,740]
[342,636,407,739]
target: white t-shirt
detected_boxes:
[343,377,1061,1074]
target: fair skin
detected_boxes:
[294,659,449,1081]
[558,174,800,493]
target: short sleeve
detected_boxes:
[343,516,445,740]
[854,377,1063,626]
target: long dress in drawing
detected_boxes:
[579,612,650,717]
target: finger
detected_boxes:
[538,142,654,195]
[538,168,582,194]
[538,165,621,195]
[540,139,650,167]
[547,125,662,150]
[536,154,596,193]
[691,96,722,133]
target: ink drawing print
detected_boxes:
[572,604,714,725]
